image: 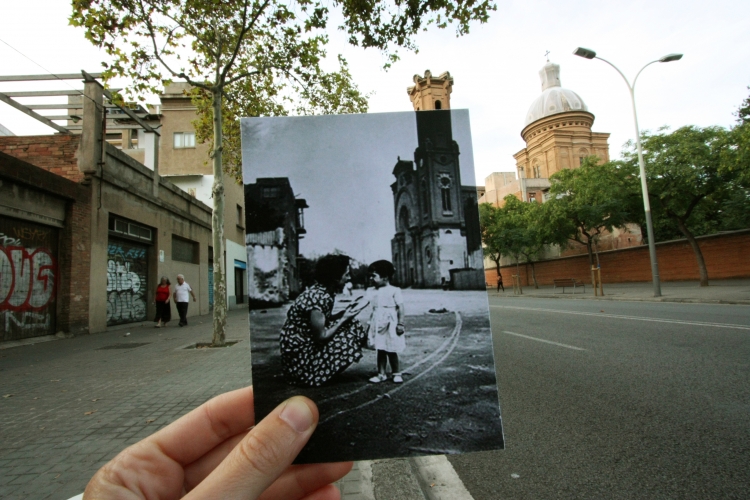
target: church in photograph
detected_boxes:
[390,71,484,290]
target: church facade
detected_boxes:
[390,72,484,289]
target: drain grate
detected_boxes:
[96,342,151,350]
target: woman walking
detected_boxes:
[154,276,172,328]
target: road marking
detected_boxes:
[320,312,463,425]
[317,315,460,406]
[502,330,586,351]
[491,305,750,331]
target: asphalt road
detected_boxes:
[448,297,750,499]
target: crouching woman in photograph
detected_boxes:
[280,254,368,387]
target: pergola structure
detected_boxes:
[0,72,158,138]
[0,71,162,189]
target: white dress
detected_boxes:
[366,284,404,353]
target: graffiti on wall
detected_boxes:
[0,223,58,341]
[106,241,148,325]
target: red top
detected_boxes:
[155,285,171,302]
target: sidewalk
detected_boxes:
[491,279,750,305]
[0,308,253,499]
[0,307,437,500]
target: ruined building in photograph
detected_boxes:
[244,178,307,307]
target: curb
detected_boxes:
[410,455,474,500]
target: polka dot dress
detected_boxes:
[280,284,365,387]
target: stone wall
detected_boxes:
[485,229,750,287]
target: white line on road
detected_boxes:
[502,330,586,351]
[491,305,750,331]
[320,312,463,425]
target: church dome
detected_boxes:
[524,62,588,126]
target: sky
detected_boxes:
[240,110,475,263]
[1,0,749,184]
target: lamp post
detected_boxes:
[573,47,682,298]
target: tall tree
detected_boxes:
[72,0,495,345]
[624,125,741,287]
[501,196,566,288]
[546,158,636,267]
[479,201,522,285]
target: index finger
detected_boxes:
[148,386,255,466]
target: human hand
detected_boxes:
[83,387,352,500]
[396,324,405,336]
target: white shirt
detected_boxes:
[174,282,192,302]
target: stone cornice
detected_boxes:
[521,111,595,142]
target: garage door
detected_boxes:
[0,217,58,341]
[106,238,149,326]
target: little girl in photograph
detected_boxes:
[365,260,406,384]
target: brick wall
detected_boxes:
[485,230,750,287]
[56,194,92,334]
[0,135,84,183]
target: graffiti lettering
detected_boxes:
[3,310,50,331]
[12,227,49,243]
[0,233,22,247]
[107,260,142,293]
[107,244,146,260]
[0,246,56,311]
[106,241,147,325]
[107,291,146,322]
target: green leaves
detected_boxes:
[479,195,565,267]
[544,158,641,263]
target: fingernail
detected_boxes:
[279,398,314,433]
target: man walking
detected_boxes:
[173,274,197,326]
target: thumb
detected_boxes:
[186,396,318,500]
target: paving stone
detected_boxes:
[0,309,253,499]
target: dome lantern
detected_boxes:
[524,62,588,126]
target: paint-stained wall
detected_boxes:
[106,240,149,326]
[0,218,58,341]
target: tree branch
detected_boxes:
[221,0,272,83]
[136,0,210,90]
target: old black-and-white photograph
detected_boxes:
[240,110,504,463]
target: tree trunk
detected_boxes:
[674,216,709,287]
[211,89,228,346]
[585,239,594,267]
[529,260,538,289]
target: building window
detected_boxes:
[173,132,196,148]
[236,204,243,227]
[437,174,452,213]
[172,235,199,264]
[425,246,432,263]
[262,186,280,198]
[435,100,442,109]
[528,192,536,203]
[399,206,410,232]
[108,216,153,242]
[421,178,429,214]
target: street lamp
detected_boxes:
[573,47,683,298]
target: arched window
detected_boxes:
[578,148,589,166]
[434,100,442,109]
[438,175,452,213]
[399,206,410,232]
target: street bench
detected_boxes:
[553,278,585,294]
